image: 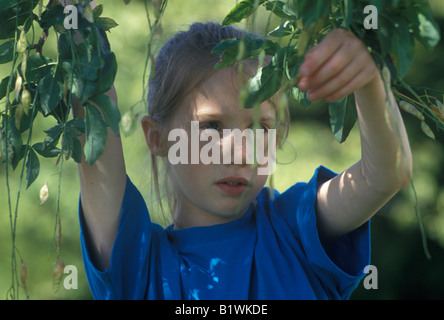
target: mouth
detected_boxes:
[215,177,250,196]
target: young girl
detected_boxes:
[75,20,412,299]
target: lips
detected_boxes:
[216,177,249,196]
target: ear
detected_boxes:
[141,116,167,157]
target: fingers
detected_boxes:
[297,29,377,102]
[306,53,369,102]
[298,29,345,78]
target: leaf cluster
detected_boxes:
[215,0,443,143]
[0,0,119,188]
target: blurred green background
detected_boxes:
[1,0,444,300]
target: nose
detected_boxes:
[221,129,254,166]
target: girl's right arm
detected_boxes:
[72,85,127,271]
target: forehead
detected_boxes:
[191,67,276,120]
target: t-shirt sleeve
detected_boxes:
[276,166,370,299]
[79,176,152,300]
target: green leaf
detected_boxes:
[38,68,63,115]
[297,0,329,26]
[222,0,269,26]
[66,118,85,137]
[0,75,14,101]
[26,148,40,189]
[42,124,63,150]
[2,116,24,170]
[93,4,104,19]
[88,94,121,136]
[0,40,14,64]
[417,12,440,50]
[269,21,298,37]
[291,87,311,108]
[84,104,107,165]
[212,37,265,70]
[96,51,117,95]
[32,142,60,158]
[343,0,353,27]
[38,5,65,30]
[21,55,57,84]
[244,59,283,109]
[328,94,357,143]
[390,17,414,79]
[71,137,83,163]
[95,17,119,32]
[264,1,297,20]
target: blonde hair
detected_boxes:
[147,22,289,220]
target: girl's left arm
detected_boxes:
[297,29,412,245]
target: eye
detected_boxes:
[200,121,222,132]
[249,122,270,132]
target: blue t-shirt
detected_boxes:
[79,166,370,300]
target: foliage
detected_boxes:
[214,0,443,143]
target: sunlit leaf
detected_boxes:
[417,12,440,50]
[26,148,40,189]
[84,104,107,165]
[264,1,297,20]
[222,0,268,26]
[89,94,121,136]
[328,94,357,143]
[38,68,63,115]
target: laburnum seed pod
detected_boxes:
[21,89,31,116]
[52,258,65,294]
[15,104,24,130]
[40,181,49,204]
[421,121,435,140]
[16,28,27,53]
[21,52,27,81]
[399,101,425,121]
[14,74,23,99]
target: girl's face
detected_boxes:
[164,67,277,229]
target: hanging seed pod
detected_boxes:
[16,28,27,53]
[21,89,31,116]
[52,258,65,294]
[39,181,49,204]
[421,121,435,140]
[399,101,425,121]
[120,111,132,134]
[21,52,28,81]
[14,74,23,99]
[15,104,24,130]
